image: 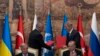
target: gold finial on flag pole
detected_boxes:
[78,3,82,15]
[19,3,22,16]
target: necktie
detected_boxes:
[24,54,27,56]
[68,33,72,40]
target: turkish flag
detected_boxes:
[15,13,24,49]
[77,15,87,56]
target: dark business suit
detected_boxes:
[66,29,81,48]
[28,29,51,56]
[63,49,83,56]
[16,53,34,56]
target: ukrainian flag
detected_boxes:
[0,14,13,56]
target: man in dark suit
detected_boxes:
[65,21,81,48]
[63,41,82,56]
[16,44,34,56]
[28,23,52,56]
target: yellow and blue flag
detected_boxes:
[0,14,13,56]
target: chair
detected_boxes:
[59,47,82,56]
[15,49,22,55]
[28,47,38,56]
[58,47,69,56]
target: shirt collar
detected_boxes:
[69,28,73,34]
[22,53,28,56]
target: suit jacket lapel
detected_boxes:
[69,29,74,39]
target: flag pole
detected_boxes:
[19,4,25,43]
[49,0,52,14]
[64,1,66,15]
[49,0,56,56]
[34,0,36,15]
[42,0,44,17]
[9,0,13,21]
[6,7,8,15]
[77,3,88,56]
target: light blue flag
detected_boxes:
[61,14,68,37]
[43,13,54,56]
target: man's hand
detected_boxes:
[62,45,67,49]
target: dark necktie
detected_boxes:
[68,33,72,40]
[24,54,27,56]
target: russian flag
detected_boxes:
[32,13,38,30]
[88,12,100,56]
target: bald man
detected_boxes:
[28,23,51,56]
[16,44,34,56]
[63,41,82,56]
[65,21,81,48]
